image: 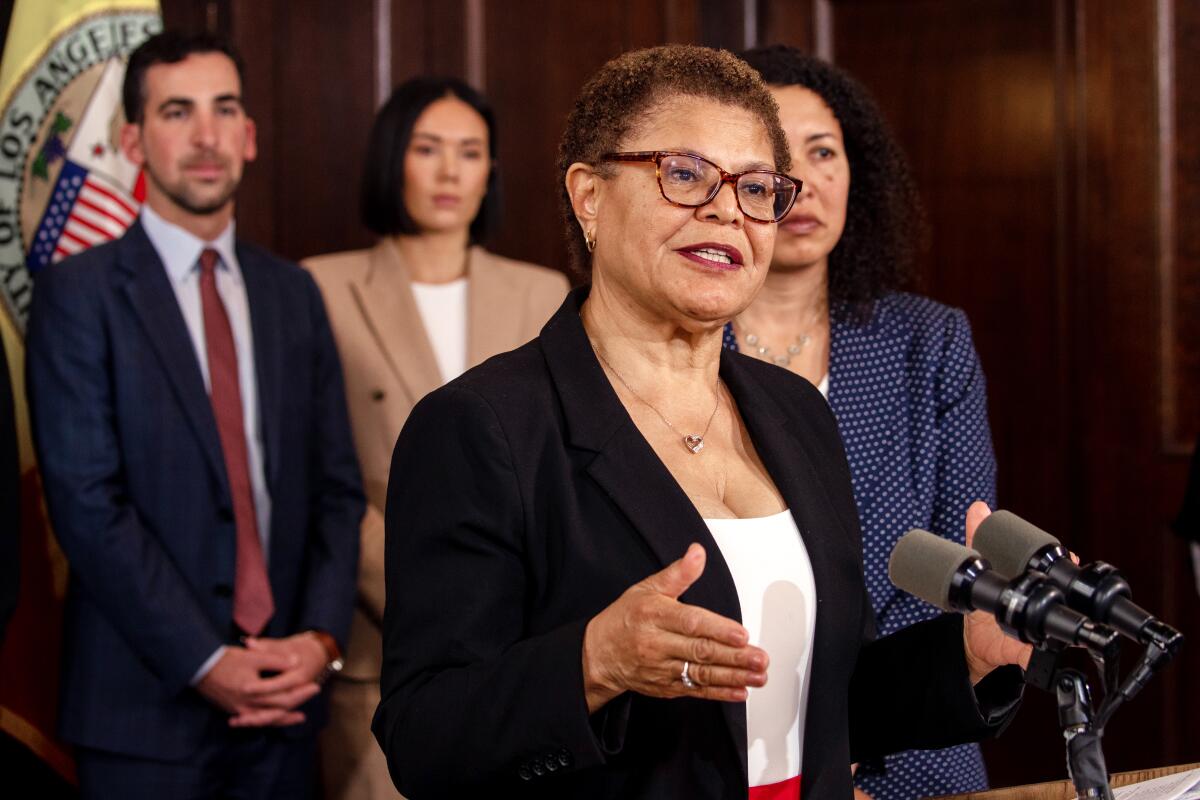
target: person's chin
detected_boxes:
[771,241,831,272]
[415,209,470,233]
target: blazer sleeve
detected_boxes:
[848,613,1023,760]
[294,274,364,647]
[929,309,997,545]
[26,264,225,692]
[373,385,608,797]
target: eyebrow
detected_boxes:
[156,93,243,113]
[411,132,486,146]
[667,149,775,173]
[805,132,838,144]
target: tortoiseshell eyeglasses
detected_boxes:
[600,151,802,223]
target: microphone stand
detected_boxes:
[1026,624,1182,800]
[1023,615,1121,800]
[1056,668,1113,800]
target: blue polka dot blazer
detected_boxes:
[726,292,997,800]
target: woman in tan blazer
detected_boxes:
[304,77,568,800]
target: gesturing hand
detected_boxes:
[962,501,1034,683]
[581,543,768,713]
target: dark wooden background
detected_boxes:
[56,0,1200,788]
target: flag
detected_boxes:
[0,0,161,783]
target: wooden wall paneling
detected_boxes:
[159,0,223,34]
[226,0,379,262]
[481,1,675,273]
[226,0,278,251]
[757,0,818,53]
[1164,0,1200,453]
[697,0,755,51]
[1072,0,1200,772]
[389,0,468,86]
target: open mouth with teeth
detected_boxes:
[678,245,744,270]
[694,247,733,264]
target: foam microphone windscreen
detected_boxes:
[888,529,980,611]
[973,510,1061,578]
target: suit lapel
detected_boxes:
[466,247,524,365]
[239,245,281,490]
[351,239,443,403]
[541,288,749,781]
[119,221,227,490]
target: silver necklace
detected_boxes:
[742,331,811,367]
[736,315,823,367]
[592,345,722,454]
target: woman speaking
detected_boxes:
[374,46,1027,799]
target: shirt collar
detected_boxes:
[140,203,240,285]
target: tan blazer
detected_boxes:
[304,239,569,680]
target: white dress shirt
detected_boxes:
[140,205,271,684]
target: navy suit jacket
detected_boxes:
[26,220,364,760]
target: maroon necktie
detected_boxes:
[198,248,274,636]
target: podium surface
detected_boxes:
[938,763,1200,800]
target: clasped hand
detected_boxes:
[196,632,329,727]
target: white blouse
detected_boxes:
[704,509,817,797]
[411,278,469,382]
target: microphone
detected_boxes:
[974,511,1183,653]
[888,529,1117,651]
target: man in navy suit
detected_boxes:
[26,31,363,798]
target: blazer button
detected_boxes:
[556,748,573,767]
[213,583,233,598]
[517,766,532,781]
[544,756,559,773]
[531,759,545,777]
[370,388,385,401]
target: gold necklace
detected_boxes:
[591,345,722,454]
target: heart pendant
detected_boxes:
[683,434,705,454]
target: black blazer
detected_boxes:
[375,287,1019,799]
[26,221,364,759]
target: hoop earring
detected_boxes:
[585,230,596,253]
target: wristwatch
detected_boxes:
[310,629,344,684]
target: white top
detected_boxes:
[412,278,469,382]
[141,205,271,685]
[705,509,817,791]
[816,373,829,399]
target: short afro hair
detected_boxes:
[739,44,927,307]
[360,76,502,243]
[557,45,790,277]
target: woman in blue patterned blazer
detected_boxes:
[729,46,998,800]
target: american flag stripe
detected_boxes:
[58,227,97,250]
[69,202,125,239]
[77,182,137,224]
[65,206,121,241]
[81,177,138,217]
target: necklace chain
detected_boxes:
[736,313,824,368]
[591,344,721,455]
